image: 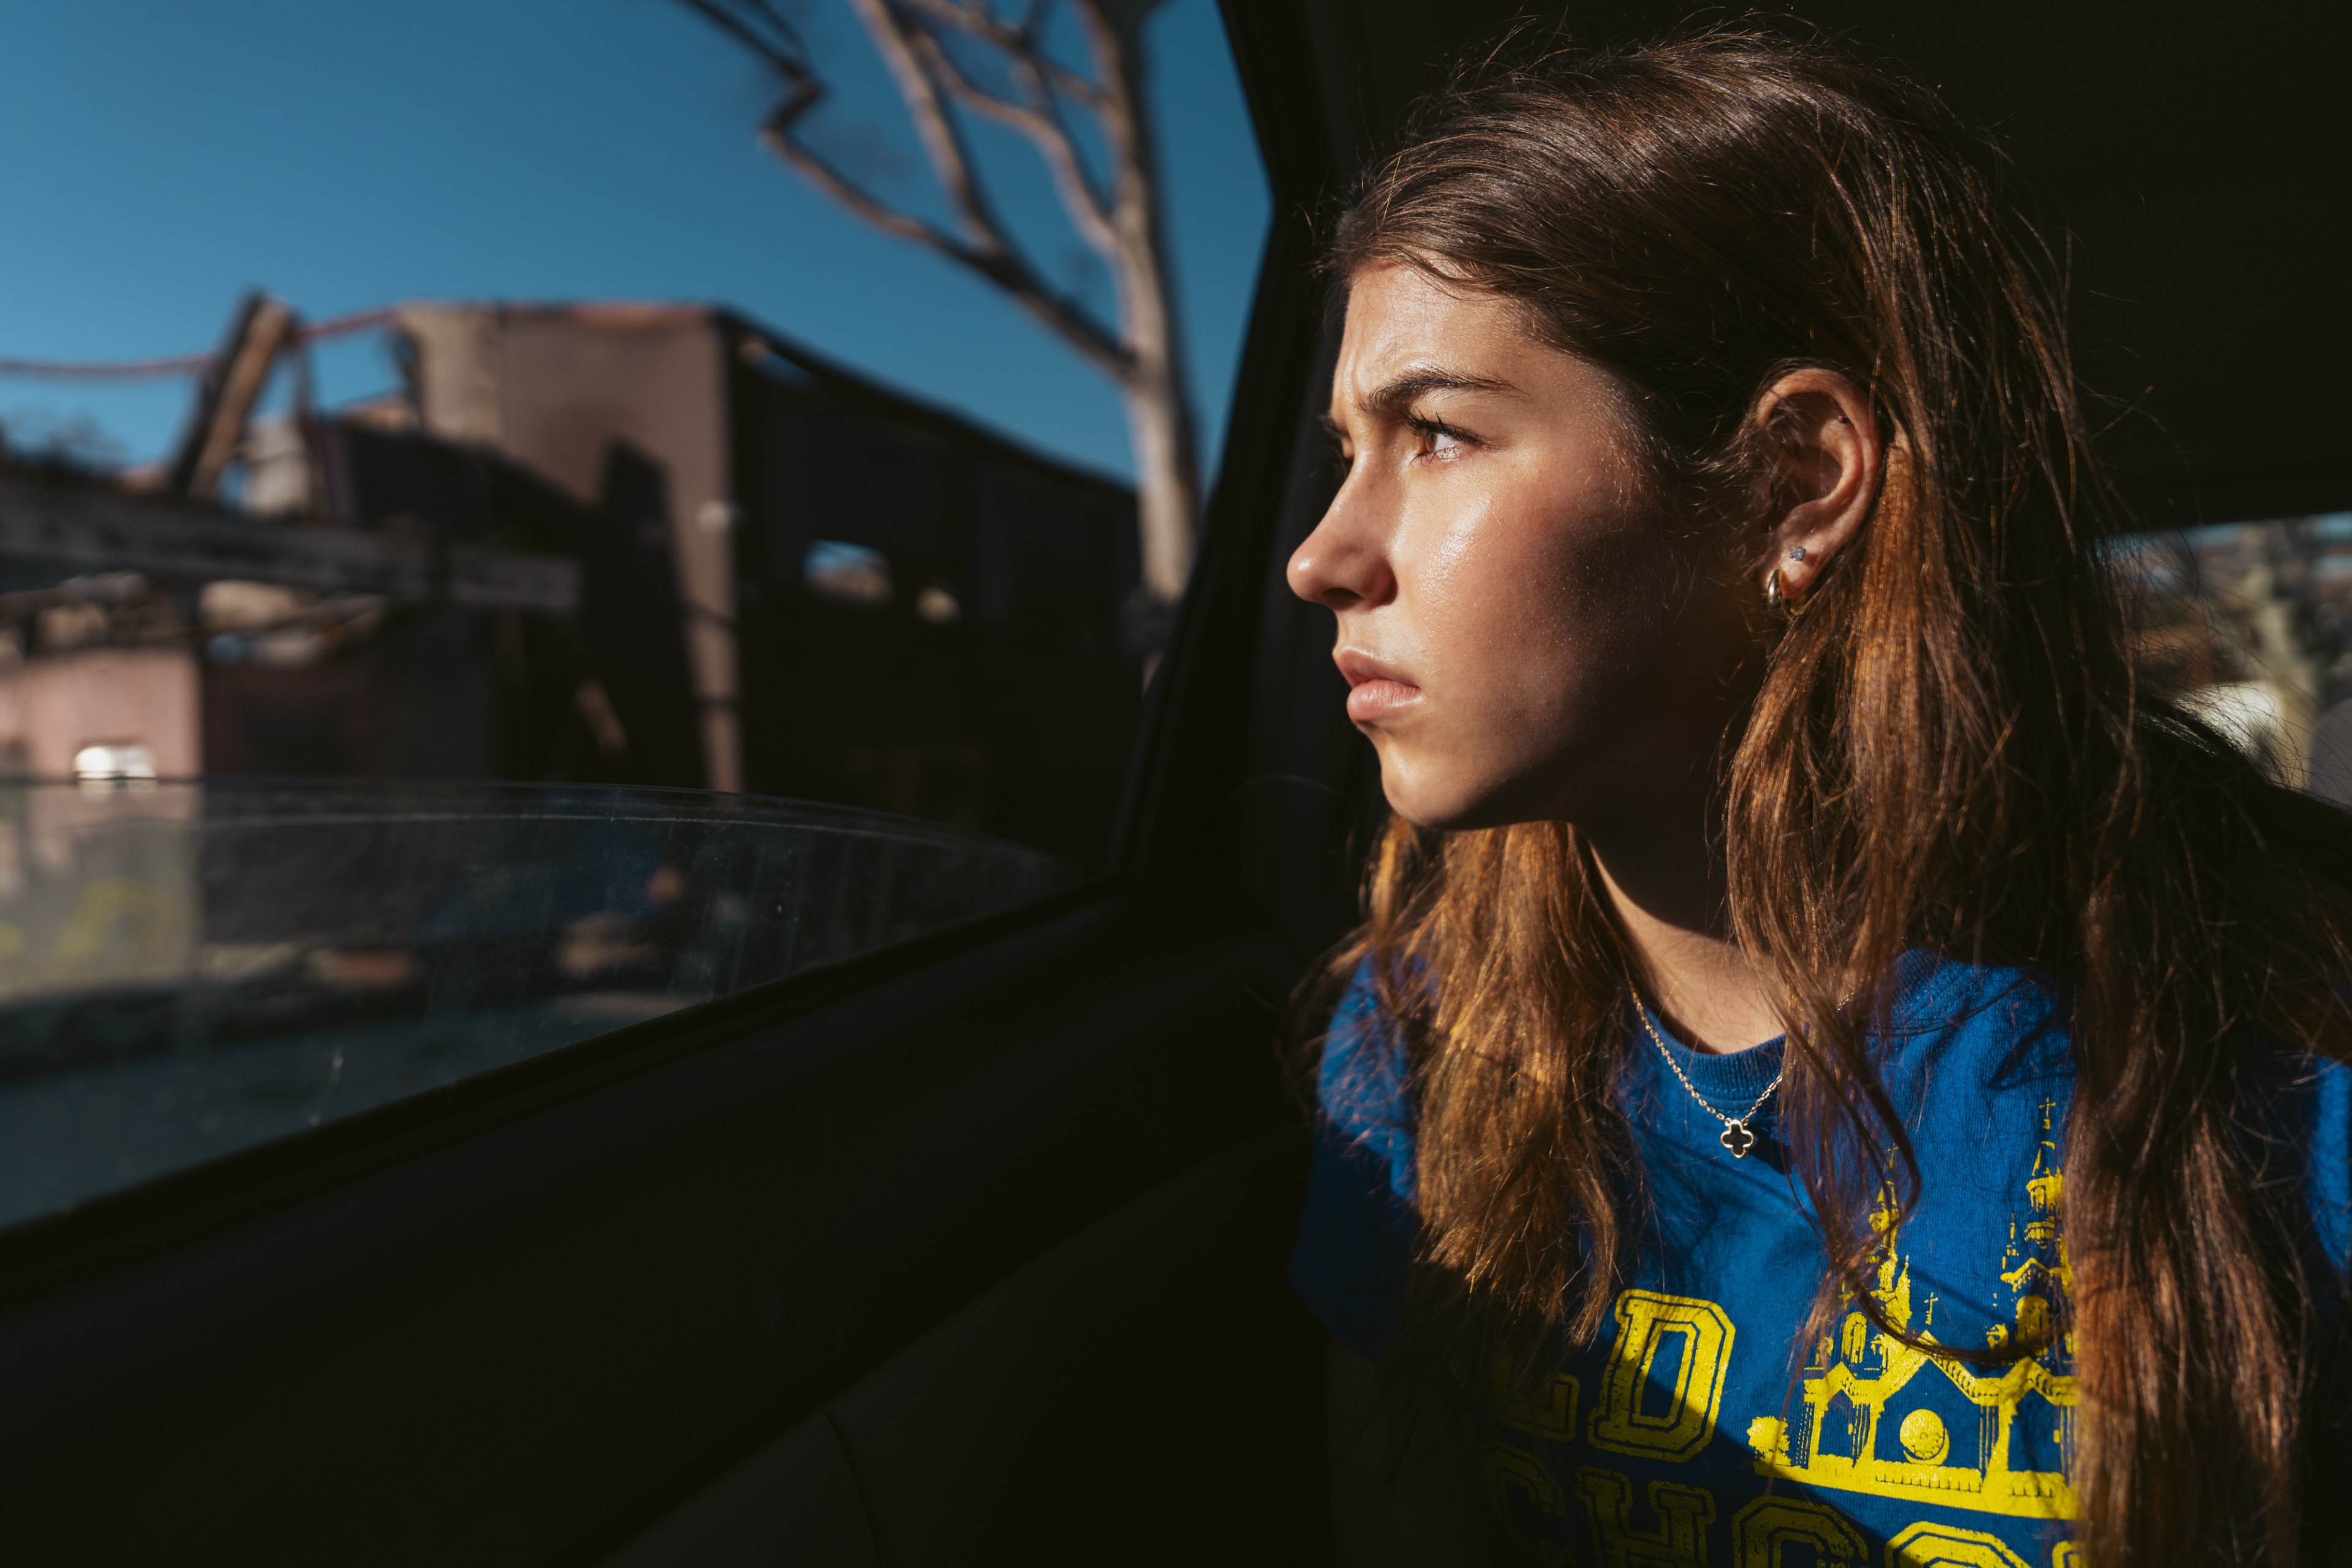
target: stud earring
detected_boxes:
[1788,546,1807,561]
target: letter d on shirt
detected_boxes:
[1590,1290,1736,1463]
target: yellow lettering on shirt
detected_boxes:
[1731,1495,1868,1567]
[1573,1464,1715,1568]
[1484,1440,1565,1517]
[1886,1521,2034,1567]
[1590,1290,1736,1463]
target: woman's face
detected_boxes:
[1289,262,1759,832]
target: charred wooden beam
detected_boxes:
[166,292,302,502]
[0,480,579,614]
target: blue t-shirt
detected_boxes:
[1290,953,2352,1567]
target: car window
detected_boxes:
[0,1,1268,1226]
[2115,513,2352,796]
[0,778,1076,1230]
[0,2,1269,872]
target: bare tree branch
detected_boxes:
[732,0,812,45]
[724,0,1133,379]
[894,0,1110,108]
[675,0,1200,602]
[893,24,1047,134]
[841,0,1004,253]
[758,108,1129,379]
[1071,0,1148,219]
[898,23,1119,252]
[674,0,814,83]
[1066,0,1200,601]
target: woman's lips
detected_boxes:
[1336,650,1423,723]
[1347,679,1422,722]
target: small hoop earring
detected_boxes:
[1764,567,1792,621]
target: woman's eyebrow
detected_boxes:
[1360,369,1513,420]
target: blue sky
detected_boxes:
[0,0,1270,486]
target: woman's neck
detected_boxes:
[1588,831,1780,1056]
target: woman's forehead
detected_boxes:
[1331,265,1599,421]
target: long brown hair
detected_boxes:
[1320,29,2352,1565]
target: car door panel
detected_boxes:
[605,1128,1317,1567]
[0,901,1298,1564]
[602,1411,879,1568]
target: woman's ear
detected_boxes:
[1751,368,1883,601]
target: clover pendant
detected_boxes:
[1719,1120,1757,1158]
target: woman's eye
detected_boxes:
[1408,420,1469,461]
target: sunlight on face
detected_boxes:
[1287,263,1757,832]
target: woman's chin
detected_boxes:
[1380,748,1594,833]
[1379,761,1511,834]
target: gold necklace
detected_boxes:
[1632,1001,1785,1159]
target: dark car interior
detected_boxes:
[0,2,2342,1564]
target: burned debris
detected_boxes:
[0,292,1143,863]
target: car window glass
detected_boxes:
[0,1,1268,867]
[0,2,1266,1222]
[2116,513,2352,798]
[0,779,1076,1231]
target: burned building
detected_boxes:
[0,465,581,789]
[380,302,1144,862]
[0,298,1144,866]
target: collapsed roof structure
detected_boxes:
[0,295,1143,862]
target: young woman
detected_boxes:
[1284,31,2351,1568]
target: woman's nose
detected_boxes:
[1288,484,1396,611]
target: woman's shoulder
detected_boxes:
[1904,951,2352,1279]
[1315,956,1415,1140]
[2298,1053,2351,1281]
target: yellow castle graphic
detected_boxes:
[1745,1097,2078,1520]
